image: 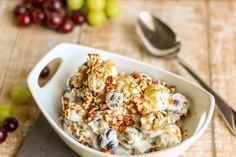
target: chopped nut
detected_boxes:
[76,135,85,142]
[88,116,93,122]
[118,115,123,121]
[132,71,140,79]
[104,114,111,122]
[106,76,115,91]
[61,96,69,110]
[131,108,137,114]
[67,124,76,132]
[106,110,113,115]
[100,148,109,152]
[88,54,100,64]
[168,85,176,93]
[124,115,134,126]
[149,147,160,152]
[137,104,143,112]
[168,97,174,105]
[79,123,87,131]
[64,109,71,119]
[112,118,118,124]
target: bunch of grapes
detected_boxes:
[0,65,53,143]
[0,65,52,143]
[0,85,33,143]
[0,105,19,144]
[13,0,120,33]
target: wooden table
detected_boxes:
[0,0,236,156]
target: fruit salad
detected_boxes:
[60,54,189,155]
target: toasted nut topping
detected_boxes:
[124,115,135,126]
[132,71,140,79]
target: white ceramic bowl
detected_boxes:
[27,43,215,157]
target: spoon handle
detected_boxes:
[177,57,236,136]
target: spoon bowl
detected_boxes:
[136,11,180,58]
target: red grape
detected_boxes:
[40,66,50,78]
[46,12,63,29]
[58,18,74,33]
[32,0,45,7]
[16,13,32,27]
[23,1,33,12]
[44,0,63,12]
[32,9,45,24]
[57,9,66,18]
[3,117,19,132]
[0,127,7,143]
[13,4,27,17]
[71,11,86,25]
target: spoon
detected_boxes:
[136,11,236,136]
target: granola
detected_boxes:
[60,54,189,155]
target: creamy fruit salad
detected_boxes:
[60,54,189,155]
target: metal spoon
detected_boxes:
[136,11,236,136]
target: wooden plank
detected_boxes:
[208,1,236,157]
[79,0,143,60]
[3,0,230,157]
[0,2,81,156]
[142,1,214,157]
[0,1,18,94]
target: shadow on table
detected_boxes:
[16,114,80,157]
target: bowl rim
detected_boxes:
[27,43,215,157]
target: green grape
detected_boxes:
[80,2,89,14]
[105,0,120,18]
[11,86,31,104]
[0,104,13,124]
[67,0,84,10]
[87,10,106,26]
[144,86,157,102]
[86,0,105,11]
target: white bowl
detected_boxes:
[27,43,215,157]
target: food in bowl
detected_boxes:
[60,53,189,155]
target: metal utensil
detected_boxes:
[136,11,236,136]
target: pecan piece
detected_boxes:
[132,71,140,79]
[124,115,135,126]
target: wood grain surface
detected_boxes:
[0,0,235,157]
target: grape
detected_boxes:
[39,66,50,78]
[57,9,66,18]
[13,4,27,17]
[16,13,32,27]
[31,9,46,24]
[105,0,120,18]
[80,2,89,14]
[46,12,63,29]
[3,117,19,132]
[86,0,105,11]
[87,10,106,26]
[0,127,7,144]
[24,1,34,12]
[71,11,86,25]
[96,129,119,150]
[44,0,63,11]
[58,18,74,33]
[32,0,45,7]
[11,86,31,104]
[67,0,84,10]
[0,104,13,124]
